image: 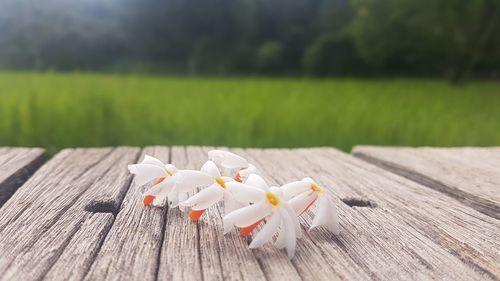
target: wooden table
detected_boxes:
[0,146,498,281]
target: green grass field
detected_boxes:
[1,72,499,155]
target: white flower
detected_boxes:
[208,150,248,170]
[223,174,302,259]
[128,155,212,207]
[281,177,340,235]
[180,160,253,221]
[236,164,259,183]
[208,150,259,182]
[128,155,177,186]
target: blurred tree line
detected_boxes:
[0,0,499,81]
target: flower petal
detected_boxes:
[143,178,175,206]
[310,195,340,235]
[208,150,248,169]
[141,155,165,168]
[244,174,269,191]
[239,164,259,178]
[223,191,247,214]
[175,170,214,190]
[301,177,316,184]
[128,164,166,186]
[180,184,224,211]
[282,203,302,239]
[280,209,297,259]
[280,181,311,200]
[165,164,178,175]
[201,160,221,178]
[226,181,265,204]
[223,201,271,233]
[275,221,287,249]
[249,212,281,249]
[288,191,317,216]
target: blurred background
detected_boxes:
[0,0,499,155]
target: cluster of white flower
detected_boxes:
[128,150,340,259]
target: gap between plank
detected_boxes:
[0,149,47,208]
[353,152,499,220]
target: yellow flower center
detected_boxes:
[215,177,226,188]
[166,171,173,177]
[311,183,324,193]
[265,192,281,208]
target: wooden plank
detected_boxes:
[352,146,500,219]
[0,147,46,207]
[157,147,203,281]
[233,148,499,280]
[0,147,140,281]
[85,146,169,281]
[43,213,114,281]
[1,146,498,280]
[178,146,296,281]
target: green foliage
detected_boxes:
[350,0,500,81]
[257,41,285,74]
[1,72,500,155]
[0,0,498,81]
[302,34,364,76]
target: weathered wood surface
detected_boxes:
[352,146,500,219]
[0,147,45,207]
[0,147,141,281]
[234,148,500,280]
[0,146,498,281]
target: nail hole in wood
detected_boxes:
[341,197,377,208]
[85,201,119,215]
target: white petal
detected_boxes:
[201,160,221,178]
[244,174,269,191]
[143,179,175,207]
[239,164,259,178]
[226,181,265,204]
[208,150,248,169]
[280,209,297,259]
[223,201,271,230]
[301,177,316,184]
[310,195,340,235]
[288,191,317,215]
[280,181,311,200]
[223,191,247,214]
[168,185,188,209]
[269,186,283,198]
[275,221,287,249]
[141,155,165,168]
[175,170,214,189]
[168,185,180,207]
[178,192,189,211]
[220,176,234,183]
[282,203,302,239]
[249,213,281,249]
[180,184,224,210]
[128,164,166,186]
[165,164,178,175]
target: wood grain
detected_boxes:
[0,147,140,281]
[0,147,46,207]
[85,146,169,281]
[44,213,115,281]
[157,146,203,281]
[0,146,498,281]
[233,148,499,280]
[352,146,500,219]
[183,146,292,281]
